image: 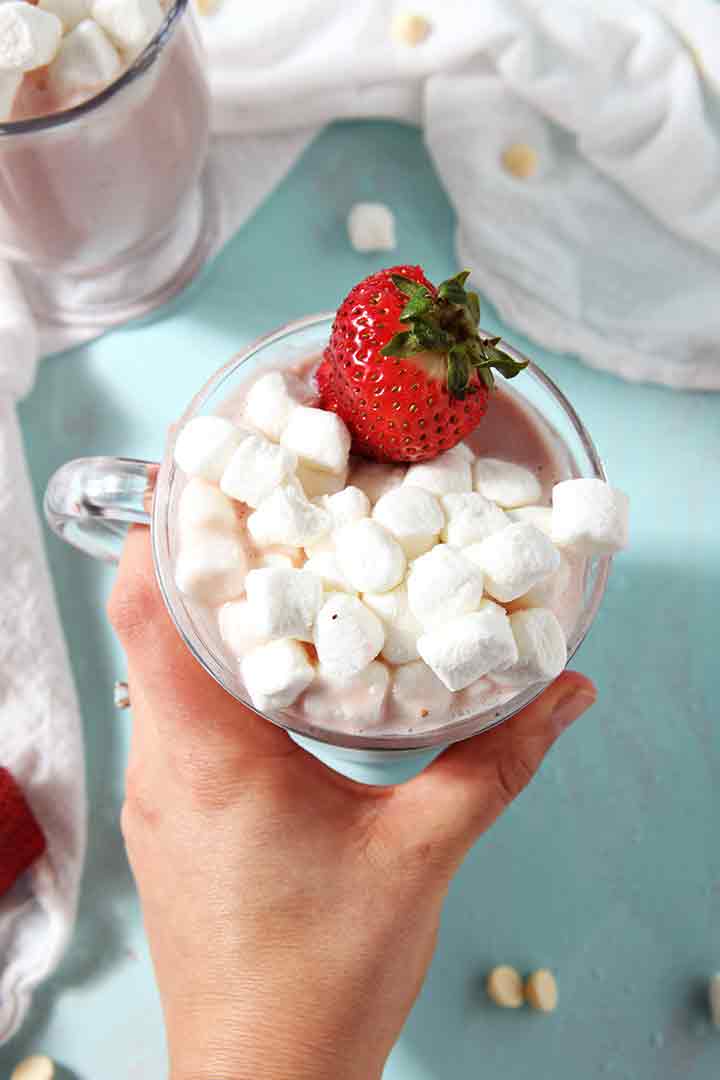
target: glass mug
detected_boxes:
[44,314,610,785]
[0,0,216,327]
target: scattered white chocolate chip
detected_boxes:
[501,143,539,180]
[709,973,720,1028]
[486,965,524,1009]
[525,969,558,1013]
[195,0,221,12]
[391,11,431,46]
[11,1056,55,1080]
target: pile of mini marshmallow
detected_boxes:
[172,370,628,729]
[0,0,167,121]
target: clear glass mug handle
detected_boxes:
[44,457,157,564]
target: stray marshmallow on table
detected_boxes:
[241,638,314,712]
[174,415,243,484]
[464,522,560,603]
[175,532,247,604]
[219,599,270,657]
[91,0,164,61]
[303,661,390,730]
[441,492,510,547]
[220,433,297,509]
[245,566,322,642]
[243,371,299,443]
[178,477,238,533]
[281,405,351,475]
[247,483,330,548]
[551,478,629,555]
[313,593,385,682]
[474,458,542,508]
[372,486,444,558]
[403,445,473,496]
[406,544,484,628]
[363,583,423,665]
[334,518,406,594]
[0,4,62,71]
[418,600,519,691]
[48,18,122,97]
[347,202,396,253]
[502,607,567,687]
[350,459,407,505]
[388,660,452,727]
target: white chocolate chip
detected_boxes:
[525,969,558,1013]
[486,966,524,1009]
[11,1057,55,1080]
[391,11,431,46]
[501,143,538,180]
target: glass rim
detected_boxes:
[0,0,187,136]
[153,312,611,752]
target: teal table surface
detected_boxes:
[2,121,719,1080]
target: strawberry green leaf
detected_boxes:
[391,274,431,300]
[467,291,481,325]
[400,294,433,321]
[447,344,471,398]
[437,270,471,306]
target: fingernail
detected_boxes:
[552,687,596,733]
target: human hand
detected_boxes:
[108,526,596,1080]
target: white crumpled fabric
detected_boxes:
[3,0,720,1046]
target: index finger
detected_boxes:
[107,524,295,761]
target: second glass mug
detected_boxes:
[0,0,216,327]
[44,314,611,785]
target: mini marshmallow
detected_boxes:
[247,483,330,548]
[418,600,519,691]
[0,68,21,121]
[241,638,315,712]
[303,661,390,729]
[47,18,122,97]
[363,584,422,665]
[334,519,406,594]
[303,551,357,595]
[281,405,351,475]
[91,0,164,60]
[245,567,322,641]
[350,459,406,504]
[464,523,560,603]
[511,550,572,611]
[257,547,303,570]
[174,416,243,483]
[218,599,269,658]
[403,445,472,496]
[391,11,431,45]
[38,0,91,31]
[178,478,238,533]
[504,607,567,685]
[388,660,452,728]
[406,544,484,629]
[0,4,62,71]
[551,478,629,555]
[474,457,542,508]
[347,202,396,253]
[243,371,299,443]
[372,486,444,558]
[296,463,347,499]
[441,492,509,547]
[313,593,385,681]
[220,433,297,509]
[507,505,553,537]
[317,485,370,529]
[175,532,247,604]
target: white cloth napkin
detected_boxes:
[3,0,720,1045]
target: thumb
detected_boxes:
[390,671,596,861]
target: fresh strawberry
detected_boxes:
[317,265,526,463]
[0,767,46,897]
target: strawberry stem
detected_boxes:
[382,270,527,399]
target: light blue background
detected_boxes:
[2,121,719,1079]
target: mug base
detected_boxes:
[17,168,220,330]
[289,733,445,786]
